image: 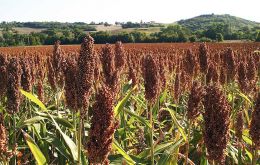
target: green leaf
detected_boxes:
[245,148,252,161]
[22,130,47,165]
[138,139,184,159]
[18,116,45,128]
[20,89,47,111]
[81,151,88,165]
[36,112,74,130]
[242,134,252,145]
[236,90,252,105]
[160,89,168,104]
[112,139,135,165]
[20,89,78,161]
[44,136,73,162]
[48,112,78,161]
[162,108,187,141]
[124,108,151,128]
[114,86,137,117]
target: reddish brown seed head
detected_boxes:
[250,93,260,149]
[224,48,236,82]
[77,34,96,110]
[187,81,205,120]
[142,54,160,104]
[6,57,21,114]
[115,41,125,71]
[63,55,78,111]
[52,40,65,88]
[0,53,8,98]
[203,85,231,164]
[206,62,219,85]
[235,111,243,142]
[87,85,118,165]
[198,43,209,74]
[237,62,249,93]
[20,57,32,92]
[184,49,197,77]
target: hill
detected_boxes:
[177,14,260,31]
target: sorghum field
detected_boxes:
[0,35,260,165]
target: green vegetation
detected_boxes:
[178,14,260,31]
[0,14,260,46]
[179,14,260,41]
[256,31,260,42]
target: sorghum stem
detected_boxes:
[13,113,16,165]
[78,114,82,165]
[185,120,191,165]
[149,104,154,165]
[252,143,257,165]
[238,143,242,165]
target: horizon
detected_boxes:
[1,13,260,24]
[0,0,259,23]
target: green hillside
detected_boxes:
[177,14,260,31]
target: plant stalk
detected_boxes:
[252,143,257,165]
[185,120,191,165]
[13,113,16,165]
[149,104,154,165]
[78,112,82,165]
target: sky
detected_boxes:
[0,0,259,23]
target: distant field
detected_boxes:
[13,27,46,34]
[94,25,122,31]
[108,27,162,34]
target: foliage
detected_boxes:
[0,14,260,46]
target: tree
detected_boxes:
[256,31,260,42]
[216,33,224,42]
[130,31,147,42]
[189,36,197,42]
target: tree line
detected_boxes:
[0,23,259,46]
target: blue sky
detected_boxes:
[0,0,259,23]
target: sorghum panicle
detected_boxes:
[0,114,14,161]
[52,40,65,87]
[7,58,21,114]
[142,54,160,104]
[219,67,227,85]
[100,44,120,94]
[198,43,209,74]
[47,57,56,90]
[77,34,96,109]
[63,56,78,111]
[115,41,125,71]
[235,111,243,142]
[246,55,257,83]
[224,48,236,82]
[203,85,231,164]
[87,85,118,165]
[135,127,147,154]
[187,81,205,120]
[237,62,249,93]
[206,62,219,84]
[158,56,167,91]
[184,49,196,77]
[21,57,32,92]
[0,53,7,98]
[249,93,260,148]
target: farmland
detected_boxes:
[0,38,260,165]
